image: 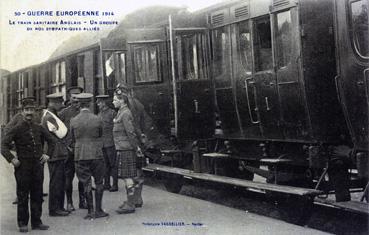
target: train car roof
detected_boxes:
[108,5,187,38]
[48,29,111,61]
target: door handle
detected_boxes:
[265,97,271,111]
[244,78,260,124]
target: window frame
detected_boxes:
[132,43,163,85]
[252,15,273,72]
[348,0,369,60]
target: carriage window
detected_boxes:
[213,27,231,86]
[133,44,162,83]
[350,0,369,58]
[275,11,292,68]
[77,55,85,90]
[176,32,209,80]
[253,17,272,71]
[104,51,127,91]
[235,21,252,75]
[53,61,66,98]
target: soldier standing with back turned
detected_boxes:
[70,93,109,219]
[59,86,87,211]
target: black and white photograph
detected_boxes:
[0,0,368,234]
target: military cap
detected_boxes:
[75,93,93,103]
[46,93,64,101]
[22,97,36,108]
[115,83,130,95]
[96,95,110,100]
[67,86,83,95]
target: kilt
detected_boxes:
[117,150,137,179]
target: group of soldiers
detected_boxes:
[1,84,150,233]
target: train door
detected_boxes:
[272,8,308,139]
[335,0,369,150]
[231,21,262,138]
[252,16,283,139]
[212,25,243,137]
[172,28,214,140]
[129,41,172,138]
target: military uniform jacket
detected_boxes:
[70,109,103,161]
[98,106,116,148]
[59,105,79,147]
[113,105,139,151]
[41,108,68,161]
[1,119,55,162]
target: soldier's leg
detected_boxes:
[102,147,111,190]
[48,161,58,214]
[59,161,67,211]
[107,146,118,192]
[15,160,32,228]
[93,159,109,218]
[116,178,135,214]
[133,169,144,208]
[64,157,75,211]
[30,161,44,228]
[75,161,94,219]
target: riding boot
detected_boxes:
[95,188,109,218]
[84,191,94,220]
[110,173,118,192]
[103,174,111,191]
[78,182,88,209]
[66,194,75,212]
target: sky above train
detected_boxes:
[0,0,225,72]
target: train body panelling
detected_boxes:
[334,0,369,152]
[207,0,348,146]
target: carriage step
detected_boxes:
[202,152,230,158]
[315,198,369,215]
[143,163,322,197]
[260,158,292,164]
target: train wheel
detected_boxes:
[163,174,184,193]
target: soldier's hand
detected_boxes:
[331,145,352,158]
[11,158,21,168]
[40,154,50,164]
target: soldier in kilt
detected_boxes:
[112,91,142,214]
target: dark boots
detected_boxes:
[109,167,118,192]
[84,191,94,220]
[78,182,88,209]
[95,188,109,218]
[66,194,75,212]
[103,174,111,191]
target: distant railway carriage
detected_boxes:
[1,0,368,215]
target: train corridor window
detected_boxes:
[213,27,231,86]
[77,55,85,90]
[177,33,209,80]
[53,61,66,98]
[350,0,369,58]
[275,11,292,68]
[253,17,273,72]
[235,21,252,75]
[104,51,127,91]
[17,73,24,106]
[133,44,162,83]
